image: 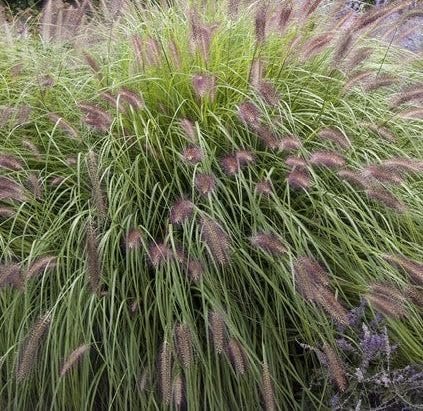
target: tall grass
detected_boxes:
[0,0,422,409]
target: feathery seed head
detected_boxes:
[179,118,197,142]
[220,154,240,176]
[148,243,173,267]
[256,179,273,196]
[200,216,231,265]
[310,151,346,168]
[195,173,216,196]
[170,199,195,225]
[0,263,23,290]
[250,232,287,257]
[26,256,57,280]
[182,146,203,165]
[322,343,348,392]
[187,259,204,282]
[0,154,23,171]
[16,313,51,381]
[174,323,194,368]
[261,362,276,411]
[279,136,302,152]
[158,341,172,405]
[287,168,312,190]
[366,188,406,213]
[237,101,261,129]
[209,310,226,354]
[60,344,90,377]
[318,128,351,149]
[382,254,423,285]
[124,228,142,251]
[227,338,248,375]
[192,73,216,100]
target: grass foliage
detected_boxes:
[0,0,422,409]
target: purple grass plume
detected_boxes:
[287,168,312,190]
[158,341,172,405]
[192,73,216,101]
[279,136,302,152]
[0,154,23,171]
[360,165,405,185]
[187,258,204,283]
[174,323,194,368]
[227,338,248,375]
[182,146,204,165]
[16,312,51,381]
[209,310,226,354]
[250,232,287,257]
[366,283,407,319]
[310,151,346,168]
[60,344,90,377]
[220,154,240,176]
[200,216,231,265]
[337,169,366,189]
[237,101,261,129]
[254,4,267,44]
[170,198,195,225]
[285,156,308,169]
[382,254,423,285]
[365,188,406,213]
[172,374,185,409]
[0,263,23,290]
[318,128,351,149]
[85,222,102,294]
[25,255,57,280]
[256,179,274,196]
[148,242,173,267]
[179,118,197,143]
[124,228,143,251]
[322,342,348,392]
[261,362,276,411]
[195,173,216,196]
[78,103,112,132]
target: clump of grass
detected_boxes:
[0,0,422,409]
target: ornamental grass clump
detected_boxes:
[0,0,422,409]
